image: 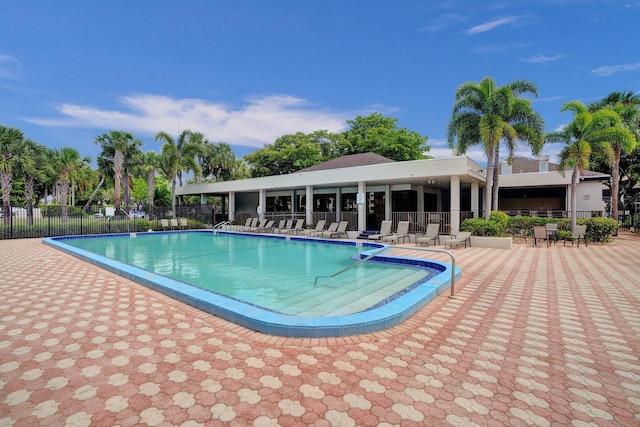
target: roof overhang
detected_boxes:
[176,156,486,196]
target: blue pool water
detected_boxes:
[45,230,459,337]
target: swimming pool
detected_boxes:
[44,230,459,337]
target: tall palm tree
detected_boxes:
[54,147,90,222]
[20,139,51,226]
[203,142,236,181]
[155,130,199,215]
[137,151,159,220]
[547,101,634,230]
[447,77,545,220]
[94,130,140,213]
[588,91,639,221]
[0,125,28,224]
[121,140,144,214]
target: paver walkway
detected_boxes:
[1,234,639,426]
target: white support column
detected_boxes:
[306,185,313,225]
[358,181,366,233]
[384,185,391,220]
[450,175,461,234]
[258,189,266,220]
[228,192,236,222]
[336,188,342,222]
[471,182,479,218]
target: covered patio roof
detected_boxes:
[175,155,486,196]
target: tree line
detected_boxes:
[1,78,638,228]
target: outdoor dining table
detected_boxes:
[546,228,557,247]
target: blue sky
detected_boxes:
[1,0,639,166]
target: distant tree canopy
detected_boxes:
[243,113,430,177]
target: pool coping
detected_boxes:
[43,230,460,338]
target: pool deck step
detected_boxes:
[283,268,430,316]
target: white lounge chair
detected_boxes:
[300,220,326,237]
[322,220,348,239]
[248,219,267,232]
[179,218,189,229]
[318,222,339,238]
[382,221,410,244]
[277,220,294,234]
[368,220,393,241]
[443,231,471,249]
[416,224,440,246]
[284,219,305,235]
[170,218,179,230]
[160,219,169,230]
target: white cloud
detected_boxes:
[471,42,527,54]
[520,54,564,64]
[465,16,518,35]
[421,14,467,33]
[23,94,352,148]
[0,54,20,79]
[536,96,565,103]
[590,62,640,77]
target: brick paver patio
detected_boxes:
[1,233,639,426]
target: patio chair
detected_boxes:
[233,217,252,231]
[284,219,305,235]
[300,220,326,237]
[252,220,274,233]
[507,226,528,242]
[248,219,268,232]
[368,220,393,241]
[321,221,349,239]
[443,231,471,249]
[316,222,339,237]
[179,218,189,229]
[170,218,179,230]
[416,223,440,246]
[545,223,558,245]
[277,220,295,234]
[532,226,548,246]
[382,221,410,244]
[564,225,588,247]
[160,218,169,230]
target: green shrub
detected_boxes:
[578,217,617,242]
[489,211,509,229]
[461,212,509,236]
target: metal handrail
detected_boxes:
[213,221,230,229]
[315,244,458,298]
[389,245,457,298]
[314,246,392,286]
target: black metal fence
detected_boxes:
[0,205,221,240]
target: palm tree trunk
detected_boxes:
[84,175,105,211]
[491,148,500,213]
[147,171,155,220]
[59,181,69,223]
[570,167,579,230]
[113,150,124,212]
[171,176,177,217]
[484,145,496,220]
[25,176,35,226]
[1,171,11,225]
[611,148,621,222]
[124,173,131,215]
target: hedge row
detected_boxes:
[460,212,618,243]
